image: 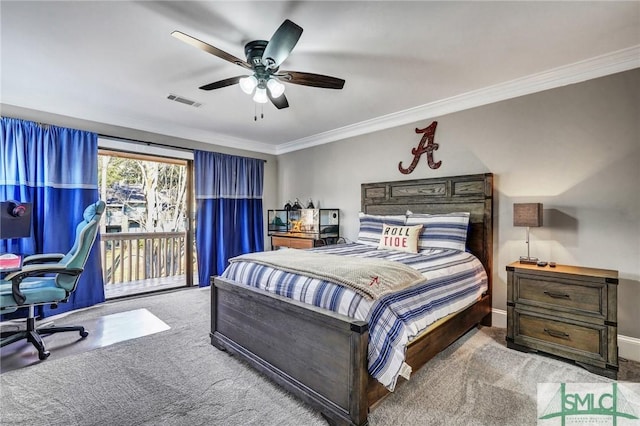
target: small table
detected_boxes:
[0,254,23,274]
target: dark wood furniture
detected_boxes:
[506,261,618,379]
[211,173,493,426]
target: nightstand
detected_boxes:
[506,261,618,379]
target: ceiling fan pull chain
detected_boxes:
[261,104,264,120]
[254,103,257,121]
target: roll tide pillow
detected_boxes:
[377,223,423,253]
[357,213,406,246]
[406,212,470,251]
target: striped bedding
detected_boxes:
[221,243,488,391]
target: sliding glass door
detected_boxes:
[97,149,195,299]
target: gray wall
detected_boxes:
[277,69,640,339]
[3,70,638,339]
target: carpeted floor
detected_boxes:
[1,287,638,425]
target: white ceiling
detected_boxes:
[2,1,639,155]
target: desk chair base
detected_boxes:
[0,306,88,360]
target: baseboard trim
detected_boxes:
[492,308,507,328]
[618,335,640,364]
[490,308,640,363]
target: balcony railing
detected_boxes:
[99,231,192,287]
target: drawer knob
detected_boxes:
[544,328,571,340]
[543,291,570,299]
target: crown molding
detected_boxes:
[5,47,637,157]
[275,45,640,155]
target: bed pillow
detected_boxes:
[377,224,422,253]
[405,212,470,251]
[357,213,406,246]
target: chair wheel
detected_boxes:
[80,330,89,338]
[39,351,50,360]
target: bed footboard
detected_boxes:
[211,276,370,426]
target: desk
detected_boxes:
[0,254,22,274]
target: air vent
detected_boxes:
[167,94,202,108]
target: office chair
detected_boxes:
[0,200,105,360]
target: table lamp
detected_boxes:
[513,203,543,264]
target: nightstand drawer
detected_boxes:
[515,274,604,317]
[515,311,603,357]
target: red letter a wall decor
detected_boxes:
[398,121,442,174]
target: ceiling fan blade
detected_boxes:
[199,76,247,91]
[268,92,289,109]
[278,71,345,89]
[172,30,252,70]
[262,20,303,69]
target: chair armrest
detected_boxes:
[4,264,83,306]
[22,253,65,265]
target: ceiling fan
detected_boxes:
[172,19,345,110]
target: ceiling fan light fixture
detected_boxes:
[267,78,285,98]
[174,19,344,112]
[239,75,258,94]
[253,87,269,104]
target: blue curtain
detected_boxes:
[194,151,264,287]
[1,117,104,317]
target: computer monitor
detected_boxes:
[0,201,32,239]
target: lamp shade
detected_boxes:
[253,87,268,104]
[267,78,285,98]
[513,203,543,227]
[239,75,258,94]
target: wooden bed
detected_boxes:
[211,173,493,426]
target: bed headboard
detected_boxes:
[361,173,493,292]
